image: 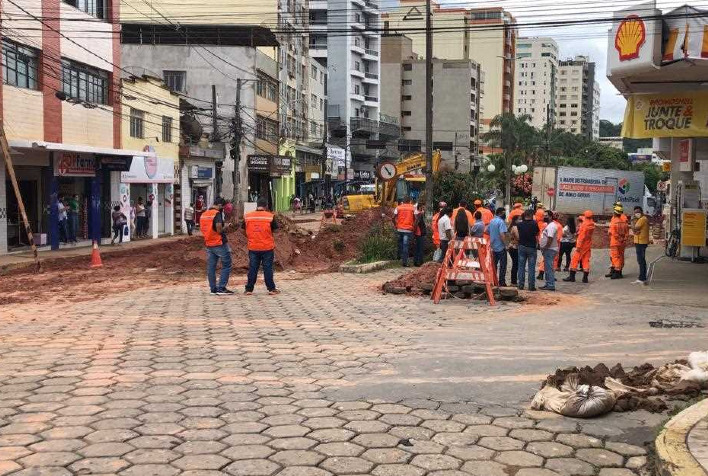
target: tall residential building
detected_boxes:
[514,38,558,130]
[383,1,516,152]
[556,55,601,140]
[381,35,483,170]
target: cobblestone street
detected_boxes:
[0,266,706,476]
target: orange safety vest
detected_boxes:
[508,208,523,225]
[432,212,441,246]
[478,207,494,226]
[244,210,275,251]
[609,215,629,247]
[395,203,415,232]
[452,207,475,225]
[554,220,563,244]
[200,209,224,247]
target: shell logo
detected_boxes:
[615,15,646,61]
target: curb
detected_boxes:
[656,398,708,476]
[339,260,392,274]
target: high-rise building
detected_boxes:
[514,38,558,130]
[380,35,483,171]
[556,55,601,140]
[383,1,516,152]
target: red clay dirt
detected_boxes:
[0,209,391,307]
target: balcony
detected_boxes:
[351,0,366,6]
[310,47,327,59]
[363,49,379,61]
[351,17,366,29]
[363,72,379,84]
[310,0,327,9]
[351,69,365,79]
[310,19,327,30]
[363,24,378,36]
[351,92,365,102]
[351,43,365,55]
[364,0,379,13]
[365,96,378,106]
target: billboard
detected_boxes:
[622,91,708,139]
[555,167,645,215]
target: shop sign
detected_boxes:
[663,6,708,62]
[189,165,214,179]
[121,156,175,183]
[270,156,292,177]
[247,155,270,173]
[679,139,694,172]
[681,209,707,247]
[100,156,133,172]
[327,146,346,167]
[622,91,708,139]
[54,152,95,177]
[554,167,644,215]
[354,170,373,180]
[607,3,662,77]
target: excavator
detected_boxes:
[341,151,442,212]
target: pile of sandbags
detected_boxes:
[531,351,708,418]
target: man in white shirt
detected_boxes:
[436,207,453,263]
[539,210,560,291]
[57,197,68,243]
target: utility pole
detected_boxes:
[212,85,219,141]
[424,0,434,210]
[231,79,242,212]
[0,120,40,272]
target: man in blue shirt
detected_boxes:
[487,207,509,287]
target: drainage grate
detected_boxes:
[649,319,705,329]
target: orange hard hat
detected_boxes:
[513,202,522,209]
[583,210,594,219]
[474,199,482,206]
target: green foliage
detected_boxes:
[359,224,398,263]
[432,170,479,207]
[600,119,622,137]
[634,163,669,194]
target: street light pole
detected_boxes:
[424,0,434,209]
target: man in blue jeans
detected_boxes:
[515,209,540,291]
[244,198,280,295]
[487,207,509,286]
[199,197,234,295]
[539,209,559,291]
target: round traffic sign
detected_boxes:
[376,161,397,181]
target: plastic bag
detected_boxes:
[683,351,708,383]
[560,375,616,418]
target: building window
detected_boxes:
[402,95,411,101]
[402,79,412,85]
[402,63,412,71]
[162,116,173,143]
[354,61,360,71]
[402,126,411,132]
[320,98,324,110]
[130,108,145,139]
[62,59,109,104]
[311,121,317,135]
[2,39,39,90]
[311,65,317,79]
[163,71,186,93]
[354,85,360,95]
[63,0,105,19]
[402,111,412,116]
[311,93,317,105]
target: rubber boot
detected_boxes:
[610,269,622,279]
[582,272,589,283]
[537,271,544,280]
[605,267,614,278]
[618,269,624,279]
[563,271,576,282]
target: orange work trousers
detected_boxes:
[610,246,625,270]
[570,247,592,272]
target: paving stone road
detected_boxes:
[0,263,706,476]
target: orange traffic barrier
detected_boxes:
[90,241,103,268]
[431,236,497,306]
[320,209,338,231]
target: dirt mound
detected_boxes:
[382,262,441,294]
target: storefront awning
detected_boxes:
[8,140,157,158]
[295,144,323,155]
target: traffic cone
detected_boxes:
[90,241,103,268]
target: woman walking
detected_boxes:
[560,215,577,271]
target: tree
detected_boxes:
[599,119,621,137]
[432,170,479,207]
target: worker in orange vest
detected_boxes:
[507,202,524,225]
[564,210,596,283]
[393,196,416,267]
[431,201,447,262]
[607,202,630,279]
[552,212,564,271]
[474,199,494,225]
[451,200,475,233]
[199,197,233,295]
[244,198,280,295]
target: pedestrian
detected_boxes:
[454,204,470,240]
[508,202,523,225]
[195,194,205,227]
[68,194,79,243]
[631,206,650,285]
[413,203,426,266]
[136,197,146,238]
[606,202,629,279]
[223,199,234,221]
[488,207,509,287]
[57,197,68,244]
[539,209,560,291]
[184,203,195,236]
[200,197,234,295]
[293,196,301,214]
[515,209,540,291]
[145,194,154,236]
[471,211,485,238]
[437,207,453,263]
[393,196,415,267]
[474,199,494,226]
[508,215,520,286]
[451,200,474,236]
[244,197,280,295]
[110,205,127,245]
[560,214,576,271]
[564,210,595,283]
[431,201,446,262]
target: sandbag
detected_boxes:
[531,386,569,414]
[531,374,616,418]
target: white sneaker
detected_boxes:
[631,280,644,285]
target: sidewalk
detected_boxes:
[0,233,190,271]
[689,415,708,474]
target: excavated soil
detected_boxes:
[0,209,390,306]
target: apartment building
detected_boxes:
[384,1,516,152]
[0,0,157,255]
[381,35,483,170]
[556,55,601,140]
[514,37,558,130]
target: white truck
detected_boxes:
[532,166,649,215]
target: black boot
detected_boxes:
[563,271,576,282]
[605,267,615,278]
[618,269,624,278]
[537,271,544,280]
[610,269,622,279]
[582,272,589,283]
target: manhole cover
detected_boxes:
[649,320,704,328]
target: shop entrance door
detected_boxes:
[158,184,166,235]
[5,180,38,248]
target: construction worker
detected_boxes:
[244,197,280,295]
[451,200,474,229]
[393,196,416,267]
[606,202,629,279]
[508,202,524,225]
[564,210,596,283]
[431,201,447,262]
[474,199,493,225]
[534,204,546,226]
[552,212,564,271]
[200,197,233,295]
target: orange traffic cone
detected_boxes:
[90,241,103,268]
